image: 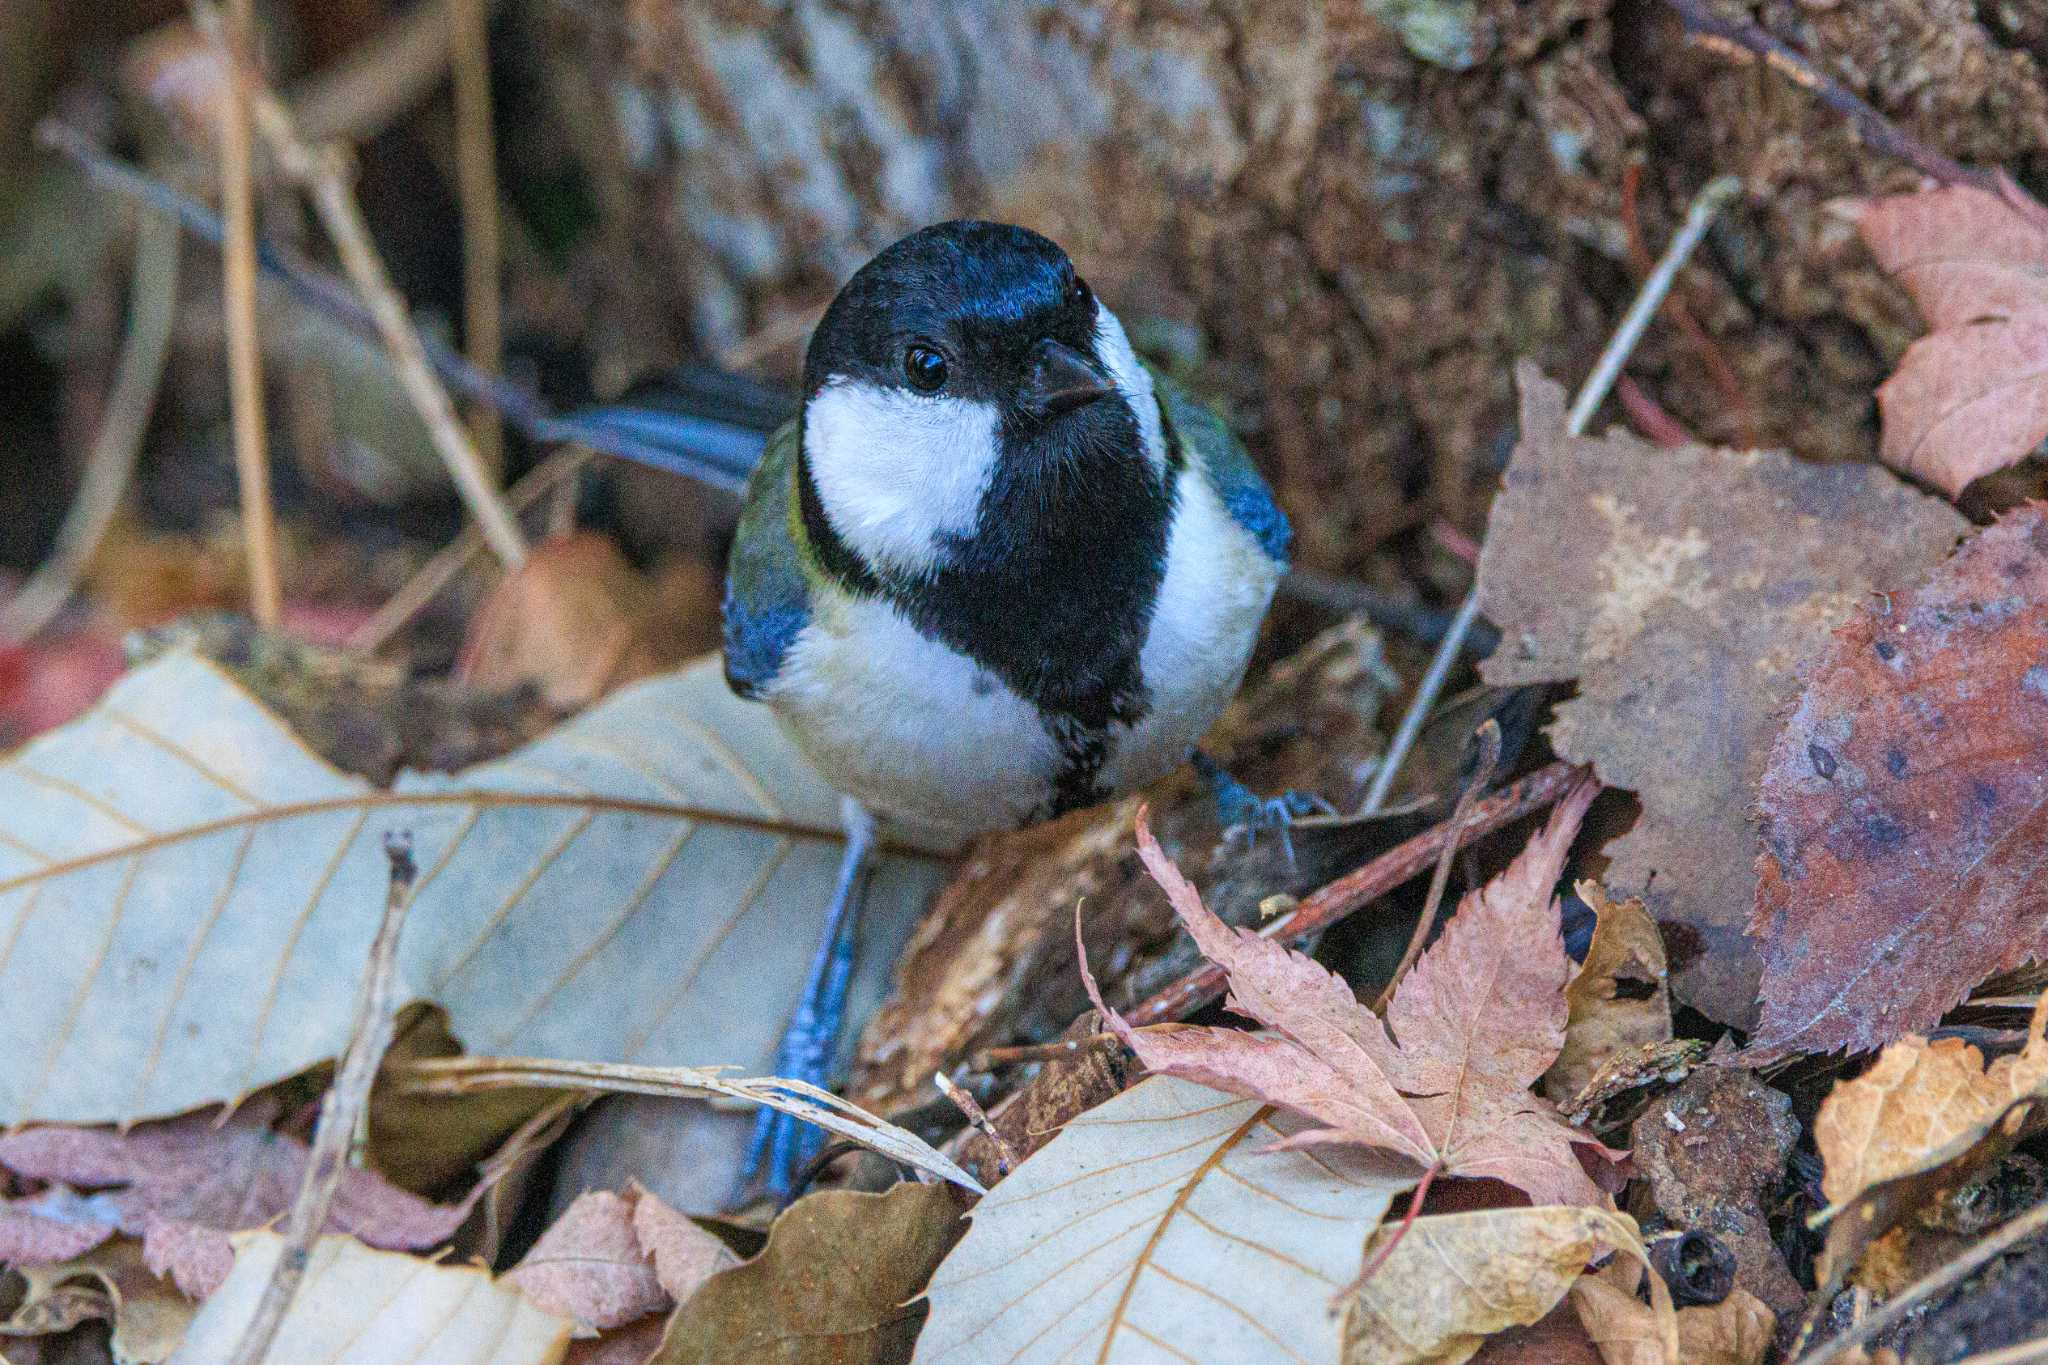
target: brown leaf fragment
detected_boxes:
[508,1191,668,1335]
[457,532,701,712]
[1083,776,1619,1209]
[1629,1070,1804,1328]
[0,1240,191,1365]
[1572,1262,1773,1365]
[0,1103,477,1299]
[1544,882,1671,1104]
[1478,366,1965,1026]
[1859,186,2048,497]
[653,1182,961,1365]
[1751,503,2048,1057]
[1340,1206,1671,1365]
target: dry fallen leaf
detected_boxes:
[0,650,949,1129]
[1340,1205,1672,1365]
[662,1181,961,1365]
[915,1075,1410,1365]
[1083,775,1617,1207]
[0,1101,474,1298]
[1859,185,2048,497]
[508,1186,735,1336]
[1477,365,1966,1026]
[0,1239,191,1365]
[457,533,705,712]
[1571,1262,1772,1365]
[169,1233,571,1364]
[1752,503,2048,1057]
[1543,881,1670,1104]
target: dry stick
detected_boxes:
[1373,720,1501,1013]
[224,834,419,1365]
[213,0,283,628]
[1663,0,1999,196]
[195,10,529,570]
[1357,173,1741,815]
[934,1072,1019,1176]
[4,211,181,642]
[1122,759,1582,1028]
[450,0,503,477]
[1794,1197,2048,1365]
[348,446,590,654]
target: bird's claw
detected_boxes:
[1193,752,1333,868]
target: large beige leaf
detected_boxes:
[0,650,951,1125]
[169,1233,570,1364]
[914,1074,1412,1364]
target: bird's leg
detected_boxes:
[739,796,877,1203]
[1191,750,1335,867]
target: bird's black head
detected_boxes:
[797,221,1169,580]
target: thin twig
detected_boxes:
[450,0,503,477]
[4,210,181,642]
[1122,760,1582,1027]
[347,446,590,655]
[1795,1197,2048,1365]
[290,0,456,146]
[225,833,418,1365]
[212,0,283,628]
[969,1034,1124,1072]
[1359,175,1740,813]
[192,5,529,568]
[1663,0,2001,195]
[934,1072,1018,1176]
[1374,720,1500,1012]
[1334,1162,1440,1307]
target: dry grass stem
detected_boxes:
[224,834,420,1365]
[213,0,283,628]
[450,0,503,476]
[3,210,180,642]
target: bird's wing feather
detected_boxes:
[1150,365,1291,565]
[722,418,812,699]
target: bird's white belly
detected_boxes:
[769,595,1063,842]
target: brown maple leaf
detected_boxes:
[1078,774,1615,1208]
[1751,502,2048,1057]
[1860,184,2048,498]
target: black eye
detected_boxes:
[1070,276,1093,308]
[903,344,948,392]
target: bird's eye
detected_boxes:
[1070,276,1093,309]
[903,344,948,393]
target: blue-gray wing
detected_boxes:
[722,419,811,699]
[1153,368,1291,565]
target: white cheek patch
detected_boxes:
[804,380,1002,575]
[1092,305,1168,474]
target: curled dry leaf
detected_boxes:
[1859,185,2048,498]
[0,1100,476,1299]
[1752,504,2048,1057]
[1082,776,1618,1208]
[661,1181,961,1365]
[169,1233,571,1365]
[1570,1262,1772,1365]
[457,532,707,712]
[1340,1205,1673,1365]
[1477,365,1965,1026]
[1,1239,192,1365]
[0,650,949,1129]
[1543,881,1670,1104]
[915,1075,1409,1365]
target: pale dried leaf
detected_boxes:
[170,1233,570,1364]
[625,1182,734,1303]
[0,1102,473,1298]
[508,1192,666,1335]
[1341,1206,1670,1365]
[1478,365,1966,1025]
[0,651,949,1127]
[1544,882,1670,1103]
[1091,780,1612,1206]
[914,1075,1411,1365]
[1570,1262,1770,1365]
[1860,185,2048,330]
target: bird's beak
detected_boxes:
[1021,338,1116,419]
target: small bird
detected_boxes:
[590,221,1313,1196]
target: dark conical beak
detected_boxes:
[1021,338,1115,419]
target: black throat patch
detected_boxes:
[798,399,1183,816]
